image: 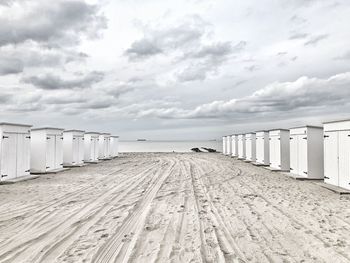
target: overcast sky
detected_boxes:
[1,0,350,140]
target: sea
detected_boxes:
[119,140,222,153]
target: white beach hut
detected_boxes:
[324,120,350,190]
[84,132,100,163]
[255,131,270,166]
[110,136,119,158]
[226,136,231,155]
[222,136,227,154]
[245,133,256,162]
[237,134,246,160]
[0,123,32,182]
[269,129,290,171]
[99,133,112,160]
[30,127,66,174]
[63,130,85,167]
[231,134,238,157]
[289,126,324,179]
[226,135,232,156]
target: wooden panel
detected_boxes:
[324,131,339,187]
[1,133,17,180]
[338,131,350,190]
[290,135,299,174]
[46,135,55,171]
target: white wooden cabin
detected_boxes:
[110,136,119,158]
[269,129,290,171]
[289,126,324,179]
[30,127,66,174]
[226,135,232,156]
[0,123,32,182]
[324,120,350,190]
[231,135,238,157]
[222,136,227,154]
[84,132,100,163]
[245,133,256,162]
[226,136,231,155]
[237,134,246,159]
[255,131,270,166]
[99,133,112,160]
[63,130,85,167]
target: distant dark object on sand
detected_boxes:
[191,147,217,153]
[202,147,217,152]
[191,148,202,152]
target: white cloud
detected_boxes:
[132,72,350,120]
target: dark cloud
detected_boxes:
[77,100,113,110]
[304,34,329,46]
[42,96,86,105]
[185,41,244,59]
[0,0,107,47]
[0,0,14,6]
[176,41,245,82]
[125,16,206,60]
[0,45,88,75]
[125,40,163,59]
[245,65,260,72]
[22,71,105,90]
[289,32,309,40]
[277,52,288,56]
[176,62,211,82]
[0,57,23,75]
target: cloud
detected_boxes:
[334,50,350,60]
[125,40,163,59]
[289,15,307,24]
[0,57,23,75]
[125,15,207,60]
[42,94,86,105]
[0,44,88,75]
[22,71,105,90]
[132,72,350,119]
[304,34,329,46]
[289,32,309,40]
[0,0,14,6]
[0,93,13,103]
[175,41,245,82]
[0,0,107,47]
[245,65,260,72]
[184,41,236,59]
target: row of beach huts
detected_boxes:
[0,122,119,183]
[222,119,350,191]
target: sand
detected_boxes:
[0,153,350,263]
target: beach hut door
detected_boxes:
[256,136,263,163]
[1,133,17,180]
[324,132,338,186]
[16,133,30,178]
[46,135,55,171]
[55,135,63,168]
[298,135,308,176]
[246,138,251,159]
[270,136,280,168]
[338,131,350,189]
[78,137,84,163]
[93,138,99,160]
[73,136,79,164]
[290,135,298,174]
[90,138,95,160]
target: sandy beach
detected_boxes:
[0,153,350,262]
